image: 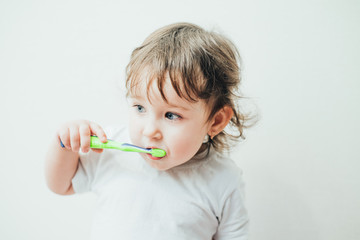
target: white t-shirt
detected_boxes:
[72,126,249,240]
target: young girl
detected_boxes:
[45,22,253,239]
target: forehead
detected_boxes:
[126,61,209,101]
[128,72,209,112]
[129,73,186,104]
[128,69,185,101]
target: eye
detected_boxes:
[165,112,181,120]
[134,104,145,113]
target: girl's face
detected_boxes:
[127,75,212,171]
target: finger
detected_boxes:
[89,123,107,142]
[58,128,71,149]
[91,148,104,153]
[79,124,91,153]
[69,126,80,152]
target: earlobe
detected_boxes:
[208,106,233,138]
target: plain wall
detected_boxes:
[1,0,359,239]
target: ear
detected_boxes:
[208,105,233,138]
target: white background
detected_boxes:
[1,0,359,239]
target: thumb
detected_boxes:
[89,123,107,143]
[91,148,104,153]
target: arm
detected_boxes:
[214,169,249,240]
[45,136,79,195]
[44,120,107,195]
[214,189,249,239]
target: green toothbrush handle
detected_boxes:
[90,136,166,157]
[60,136,166,157]
[90,136,124,150]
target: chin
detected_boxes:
[141,155,170,171]
[148,161,171,171]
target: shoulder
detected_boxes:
[191,151,246,219]
[189,150,245,198]
[208,152,244,188]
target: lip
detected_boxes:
[145,146,165,160]
[146,153,163,160]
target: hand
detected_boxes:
[57,120,107,153]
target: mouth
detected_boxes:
[146,153,163,160]
[145,146,165,160]
[142,145,166,161]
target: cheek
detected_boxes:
[167,125,205,157]
[128,113,142,143]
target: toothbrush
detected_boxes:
[60,136,166,158]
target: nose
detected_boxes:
[142,118,162,140]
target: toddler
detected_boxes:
[45,22,253,240]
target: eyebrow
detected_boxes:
[129,95,191,111]
[166,103,191,111]
[129,94,144,100]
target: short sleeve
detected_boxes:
[214,173,249,239]
[71,150,101,193]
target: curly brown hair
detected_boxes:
[126,22,256,152]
